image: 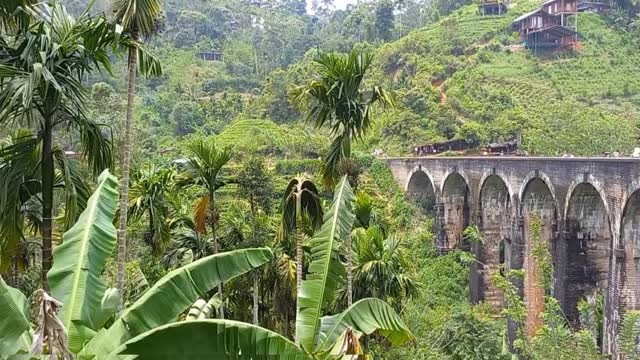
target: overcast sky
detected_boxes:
[333,0,358,9]
[307,0,358,12]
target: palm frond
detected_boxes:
[0,0,37,33]
[193,195,210,235]
[53,148,91,230]
[280,176,323,240]
[0,130,40,271]
[69,115,114,176]
[111,0,163,38]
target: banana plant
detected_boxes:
[0,170,273,359]
[0,276,31,357]
[114,177,415,359]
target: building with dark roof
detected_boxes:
[512,0,578,49]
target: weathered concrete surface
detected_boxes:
[384,156,640,355]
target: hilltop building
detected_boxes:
[479,0,509,15]
[577,1,610,13]
[512,0,578,49]
[197,51,224,62]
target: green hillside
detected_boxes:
[362,0,640,156]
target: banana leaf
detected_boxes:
[296,176,354,353]
[314,298,415,355]
[114,319,312,360]
[0,277,31,355]
[47,170,119,353]
[83,248,272,359]
[186,294,221,321]
[186,299,207,321]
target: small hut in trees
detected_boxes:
[197,51,224,62]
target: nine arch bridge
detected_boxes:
[384,156,640,354]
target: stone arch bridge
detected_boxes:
[384,156,640,354]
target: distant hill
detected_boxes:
[362,0,640,156]
[61,0,639,158]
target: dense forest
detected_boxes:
[1,0,640,358]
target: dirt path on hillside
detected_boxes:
[432,78,447,104]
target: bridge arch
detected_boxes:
[440,168,473,197]
[478,173,514,310]
[441,170,472,251]
[405,166,437,212]
[520,172,559,336]
[477,169,517,216]
[519,170,558,209]
[563,179,613,329]
[620,183,640,312]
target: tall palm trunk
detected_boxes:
[295,214,304,345]
[41,116,54,290]
[344,130,353,307]
[117,45,138,302]
[346,232,353,306]
[253,272,259,325]
[250,198,259,325]
[296,230,306,292]
[210,192,224,319]
[294,226,303,344]
[295,198,304,296]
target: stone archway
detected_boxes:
[521,177,558,336]
[479,174,513,310]
[406,169,437,214]
[442,173,471,251]
[565,183,612,329]
[621,189,640,311]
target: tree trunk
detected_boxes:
[117,45,138,304]
[295,225,304,346]
[253,272,259,325]
[295,226,304,295]
[41,116,54,290]
[250,197,259,325]
[210,192,224,319]
[346,232,353,307]
[345,131,354,307]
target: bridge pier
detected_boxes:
[508,215,525,350]
[434,202,447,254]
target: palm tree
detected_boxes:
[293,49,394,306]
[1,176,413,360]
[293,49,394,189]
[280,175,323,322]
[128,164,175,255]
[110,0,163,306]
[0,129,92,276]
[353,190,380,229]
[163,228,214,268]
[237,156,274,325]
[0,4,118,288]
[0,170,273,358]
[176,138,232,318]
[85,176,414,359]
[346,225,419,309]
